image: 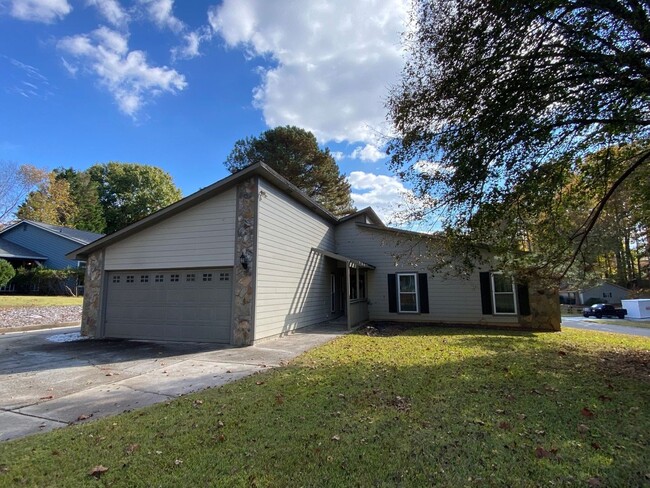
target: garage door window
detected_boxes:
[126,275,134,283]
[112,275,120,283]
[155,274,164,283]
[186,274,195,282]
[170,274,179,282]
[140,275,149,283]
[220,272,230,281]
[203,273,213,282]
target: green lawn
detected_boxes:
[0,295,83,308]
[0,326,648,487]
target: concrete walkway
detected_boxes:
[0,323,348,442]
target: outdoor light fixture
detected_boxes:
[239,252,249,270]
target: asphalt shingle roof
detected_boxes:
[0,237,47,260]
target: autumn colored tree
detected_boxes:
[225,126,356,216]
[17,173,76,226]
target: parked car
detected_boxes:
[582,303,627,319]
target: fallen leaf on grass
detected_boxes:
[331,435,340,441]
[598,395,612,402]
[275,394,284,405]
[498,421,511,430]
[174,459,183,466]
[76,414,93,421]
[256,381,264,386]
[558,350,567,356]
[581,407,595,418]
[125,444,139,455]
[591,442,601,450]
[587,477,601,487]
[88,465,108,478]
[577,424,590,434]
[534,446,558,459]
[193,400,203,408]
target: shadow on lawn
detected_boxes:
[0,323,648,487]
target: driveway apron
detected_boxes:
[0,324,347,441]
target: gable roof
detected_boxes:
[0,220,104,245]
[68,163,340,260]
[0,237,47,261]
[337,207,385,227]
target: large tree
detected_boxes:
[54,168,106,233]
[387,0,650,281]
[225,126,356,216]
[17,173,76,226]
[87,162,183,233]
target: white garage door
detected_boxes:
[104,268,233,343]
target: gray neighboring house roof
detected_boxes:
[0,237,47,260]
[0,220,104,267]
[1,220,103,245]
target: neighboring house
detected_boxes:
[68,163,560,346]
[560,282,630,306]
[0,220,104,270]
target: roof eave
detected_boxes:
[67,162,338,260]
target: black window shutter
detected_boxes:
[388,274,397,313]
[418,273,429,313]
[517,284,531,315]
[479,272,493,315]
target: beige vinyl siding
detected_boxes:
[254,179,336,340]
[104,188,236,270]
[335,221,519,326]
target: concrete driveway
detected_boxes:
[562,316,650,337]
[0,324,347,442]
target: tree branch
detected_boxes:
[561,148,650,278]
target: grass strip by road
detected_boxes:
[0,326,648,487]
[0,295,83,309]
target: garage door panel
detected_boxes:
[104,268,233,343]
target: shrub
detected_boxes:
[11,267,83,295]
[0,259,15,287]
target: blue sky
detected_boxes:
[0,0,416,222]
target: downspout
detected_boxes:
[346,262,351,331]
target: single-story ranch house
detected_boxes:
[68,163,560,346]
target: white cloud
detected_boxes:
[348,171,410,223]
[86,0,129,28]
[350,143,386,162]
[331,151,345,161]
[171,27,212,60]
[9,0,71,23]
[209,0,408,145]
[139,0,184,33]
[58,26,187,116]
[60,56,77,76]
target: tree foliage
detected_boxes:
[387,0,650,281]
[17,163,181,234]
[87,162,183,234]
[0,259,15,287]
[17,173,76,226]
[54,168,106,233]
[225,126,356,216]
[0,162,47,225]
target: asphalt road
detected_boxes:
[561,316,650,337]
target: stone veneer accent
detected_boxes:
[232,176,258,346]
[81,249,104,337]
[519,284,561,331]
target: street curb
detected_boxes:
[0,322,80,335]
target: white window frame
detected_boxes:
[491,272,517,315]
[397,273,419,313]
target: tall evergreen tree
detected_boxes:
[225,126,356,216]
